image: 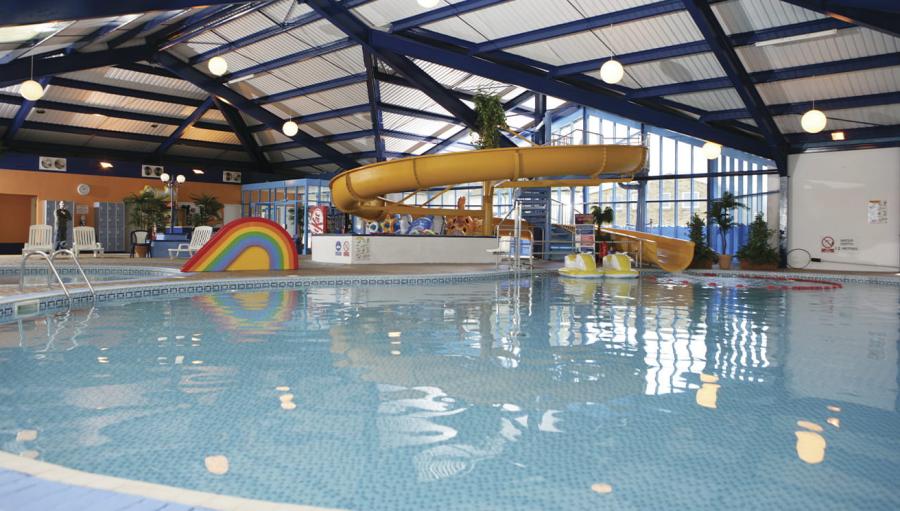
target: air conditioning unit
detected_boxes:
[39,156,67,172]
[141,165,165,178]
[222,171,242,184]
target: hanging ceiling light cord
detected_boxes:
[564,0,643,88]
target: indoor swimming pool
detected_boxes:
[0,275,898,510]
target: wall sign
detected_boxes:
[868,200,887,224]
[820,236,835,253]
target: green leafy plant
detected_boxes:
[124,186,169,232]
[737,213,779,265]
[190,193,224,226]
[708,191,745,254]
[687,213,717,264]
[591,205,614,227]
[472,91,508,149]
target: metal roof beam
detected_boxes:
[0,1,254,27]
[368,30,772,158]
[306,0,515,148]
[257,73,367,104]
[107,10,188,48]
[0,45,156,87]
[423,128,469,155]
[702,91,900,121]
[469,0,683,54]
[262,129,445,152]
[630,52,900,99]
[781,0,900,37]
[154,51,359,170]
[187,0,372,64]
[157,2,276,49]
[0,117,240,151]
[390,0,511,33]
[272,151,413,171]
[682,0,785,154]
[787,124,900,151]
[154,96,214,156]
[50,76,206,106]
[553,18,852,77]
[363,50,386,162]
[0,92,229,132]
[220,38,356,81]
[3,77,51,142]
[212,96,269,170]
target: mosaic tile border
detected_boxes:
[0,268,530,322]
[0,264,179,278]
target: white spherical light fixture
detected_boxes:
[208,56,228,77]
[599,59,624,85]
[160,172,171,183]
[417,0,440,7]
[282,120,299,137]
[801,109,827,134]
[20,79,44,101]
[702,141,722,160]
[176,174,186,184]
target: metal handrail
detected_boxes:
[19,249,96,302]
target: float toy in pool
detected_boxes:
[558,253,605,279]
[181,217,298,272]
[602,252,639,279]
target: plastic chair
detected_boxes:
[22,225,53,255]
[169,226,212,259]
[130,230,151,258]
[73,226,104,257]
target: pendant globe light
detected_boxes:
[282,119,299,137]
[20,55,44,101]
[801,108,827,134]
[599,58,624,84]
[208,56,228,77]
[702,141,722,160]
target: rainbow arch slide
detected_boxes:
[182,218,298,272]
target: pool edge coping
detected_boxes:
[0,450,342,511]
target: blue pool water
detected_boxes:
[0,275,898,510]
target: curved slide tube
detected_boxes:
[330,145,648,220]
[602,228,694,273]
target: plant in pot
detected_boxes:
[736,213,780,270]
[687,213,717,269]
[190,193,224,227]
[591,205,614,255]
[708,191,745,269]
[124,186,169,257]
[472,91,508,149]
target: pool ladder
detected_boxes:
[19,249,96,303]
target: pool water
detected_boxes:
[0,275,898,510]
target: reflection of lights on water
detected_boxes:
[281,401,297,410]
[696,373,720,409]
[827,417,840,428]
[16,430,38,442]
[275,386,290,392]
[388,331,402,338]
[827,405,841,413]
[390,350,401,356]
[795,431,826,464]
[192,360,203,365]
[279,394,294,402]
[501,403,521,412]
[97,356,109,364]
[591,482,613,494]
[390,340,401,345]
[700,373,718,383]
[20,450,39,459]
[205,455,229,475]
[797,420,823,433]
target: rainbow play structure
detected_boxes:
[329,145,694,272]
[181,217,298,272]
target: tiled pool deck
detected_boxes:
[1,253,898,510]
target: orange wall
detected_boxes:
[0,169,242,226]
[0,193,34,243]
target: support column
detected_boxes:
[482,181,494,236]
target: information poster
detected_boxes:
[868,200,887,224]
[574,214,595,253]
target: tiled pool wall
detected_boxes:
[0,265,180,278]
[1,267,898,323]
[0,269,525,322]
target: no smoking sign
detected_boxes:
[821,236,835,253]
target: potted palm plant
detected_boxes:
[591,205,614,258]
[687,213,717,269]
[708,191,745,269]
[737,213,779,270]
[124,186,169,257]
[190,193,224,227]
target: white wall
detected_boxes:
[223,204,242,224]
[788,148,899,272]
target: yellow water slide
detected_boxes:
[330,145,647,225]
[602,227,694,273]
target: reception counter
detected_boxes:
[311,234,497,264]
